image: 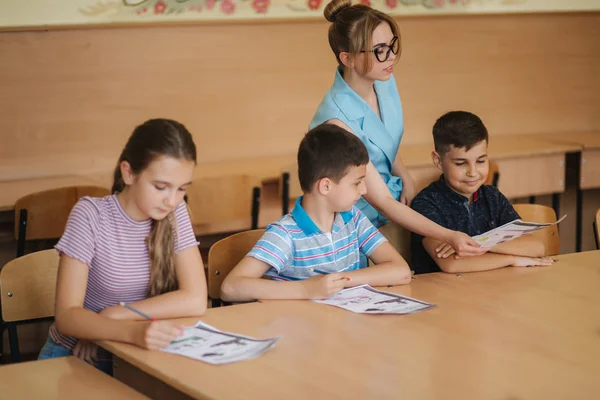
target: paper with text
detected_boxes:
[473,215,566,248]
[161,321,280,365]
[313,284,435,314]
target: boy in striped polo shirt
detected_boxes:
[221,124,411,302]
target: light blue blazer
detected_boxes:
[309,68,404,228]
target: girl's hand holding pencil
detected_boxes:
[119,302,186,350]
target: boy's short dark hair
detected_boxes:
[298,124,369,192]
[433,111,489,156]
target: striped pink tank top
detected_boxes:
[49,195,198,359]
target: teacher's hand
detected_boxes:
[399,176,417,206]
[436,231,489,258]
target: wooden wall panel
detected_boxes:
[0,12,599,181]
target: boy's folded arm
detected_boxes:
[489,235,546,257]
[345,241,412,286]
[422,238,516,273]
[220,256,309,302]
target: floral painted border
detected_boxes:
[0,0,598,30]
[79,0,475,18]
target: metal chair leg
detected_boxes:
[576,187,583,252]
[16,209,28,258]
[281,172,290,215]
[7,322,20,363]
[492,172,500,187]
[0,322,5,363]
[251,187,261,230]
[552,193,561,233]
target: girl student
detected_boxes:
[38,119,207,374]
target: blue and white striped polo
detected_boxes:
[248,196,387,281]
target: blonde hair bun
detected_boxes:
[324,0,352,23]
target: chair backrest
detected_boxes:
[512,203,560,256]
[0,249,60,322]
[186,175,261,233]
[280,163,302,215]
[207,229,265,300]
[14,185,110,241]
[594,208,600,250]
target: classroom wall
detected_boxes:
[1,12,599,180]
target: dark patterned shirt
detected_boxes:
[410,175,520,274]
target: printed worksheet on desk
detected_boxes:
[313,284,435,314]
[161,321,280,365]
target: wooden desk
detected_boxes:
[0,356,148,399]
[0,155,295,235]
[532,132,600,189]
[99,251,600,400]
[0,148,296,182]
[578,135,600,190]
[0,133,585,236]
[543,131,600,251]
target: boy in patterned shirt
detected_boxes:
[410,111,553,274]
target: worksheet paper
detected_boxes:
[161,321,280,365]
[473,215,566,248]
[313,284,435,314]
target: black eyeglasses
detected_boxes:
[361,36,399,63]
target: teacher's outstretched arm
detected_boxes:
[362,161,485,258]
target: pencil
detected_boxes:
[119,302,156,321]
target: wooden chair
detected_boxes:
[207,229,265,308]
[512,203,560,256]
[14,186,110,258]
[593,208,600,250]
[186,175,261,235]
[280,163,302,215]
[0,249,60,362]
